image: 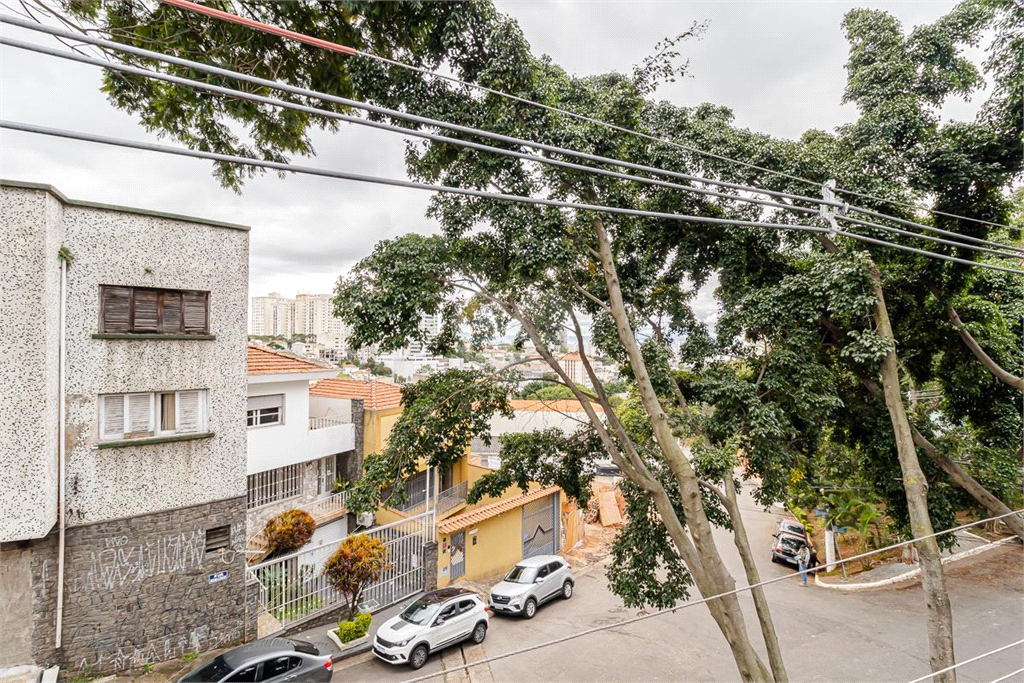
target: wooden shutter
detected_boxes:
[126,393,153,436]
[100,286,132,333]
[132,289,159,332]
[177,390,202,433]
[101,394,125,439]
[182,291,209,334]
[161,291,183,332]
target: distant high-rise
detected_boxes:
[249,292,350,352]
[250,292,293,337]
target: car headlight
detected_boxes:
[395,638,413,647]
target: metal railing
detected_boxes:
[304,490,349,522]
[246,511,432,633]
[437,481,469,515]
[309,415,352,430]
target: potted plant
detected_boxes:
[322,535,389,650]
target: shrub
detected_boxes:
[336,611,372,644]
[322,535,389,621]
[263,509,316,555]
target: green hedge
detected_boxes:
[336,612,372,644]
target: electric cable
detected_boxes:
[6,14,1020,259]
[156,0,1024,235]
[6,118,1022,277]
[904,639,1024,683]
[395,509,1023,683]
[983,666,1024,683]
[10,34,1020,264]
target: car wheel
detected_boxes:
[471,622,487,644]
[523,598,537,619]
[408,644,429,670]
[562,581,573,600]
[771,554,779,564]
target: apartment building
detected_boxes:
[244,345,362,570]
[249,292,352,358]
[0,180,249,678]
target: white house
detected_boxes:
[245,344,361,562]
[471,399,605,468]
[0,179,249,678]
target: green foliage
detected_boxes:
[335,612,373,644]
[263,509,316,555]
[323,535,389,621]
[182,652,198,663]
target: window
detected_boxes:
[457,599,475,615]
[205,525,231,553]
[547,562,562,574]
[247,464,303,509]
[99,285,209,335]
[246,394,283,428]
[259,657,300,681]
[316,455,337,495]
[225,665,258,682]
[99,390,207,441]
[537,565,550,579]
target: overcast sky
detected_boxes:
[1,1,985,323]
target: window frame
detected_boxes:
[99,389,208,442]
[246,394,284,429]
[99,285,210,335]
[204,525,231,554]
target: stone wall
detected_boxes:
[344,399,365,484]
[423,541,438,592]
[0,542,35,668]
[30,497,247,676]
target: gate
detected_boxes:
[247,511,431,635]
[522,492,559,559]
[450,529,466,581]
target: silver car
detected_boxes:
[178,638,332,682]
[488,555,574,619]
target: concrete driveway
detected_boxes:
[334,482,1023,683]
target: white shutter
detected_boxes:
[177,390,203,433]
[101,394,125,439]
[126,393,153,435]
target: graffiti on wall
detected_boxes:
[73,529,207,592]
[73,625,243,673]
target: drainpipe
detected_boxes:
[55,257,67,649]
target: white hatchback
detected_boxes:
[488,555,574,618]
[373,588,490,670]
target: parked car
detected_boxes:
[776,519,806,538]
[771,531,806,566]
[488,555,574,619]
[373,588,490,670]
[178,638,332,682]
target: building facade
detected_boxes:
[0,180,250,677]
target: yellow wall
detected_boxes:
[466,464,543,509]
[362,405,403,457]
[437,508,524,587]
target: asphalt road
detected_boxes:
[335,482,1023,683]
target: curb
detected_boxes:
[815,537,1016,592]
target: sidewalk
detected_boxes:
[289,596,418,662]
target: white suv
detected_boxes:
[373,588,490,670]
[488,555,574,618]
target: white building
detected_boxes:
[249,292,351,355]
[471,399,605,468]
[559,352,592,388]
[250,292,294,337]
[245,344,361,566]
[378,313,466,378]
[0,180,250,677]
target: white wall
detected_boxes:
[488,409,592,437]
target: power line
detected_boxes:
[396,509,1023,683]
[8,32,1020,266]
[905,639,1024,683]
[983,666,1024,683]
[157,0,1023,235]
[6,118,1023,277]
[6,16,1021,262]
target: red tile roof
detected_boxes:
[561,352,582,361]
[310,378,404,411]
[438,486,562,535]
[247,343,334,376]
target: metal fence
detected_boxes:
[247,511,432,634]
[437,481,468,516]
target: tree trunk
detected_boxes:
[723,475,789,682]
[867,263,957,682]
[943,302,1024,392]
[591,210,773,682]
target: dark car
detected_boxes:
[178,638,332,682]
[770,531,806,566]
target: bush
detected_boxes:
[263,509,316,555]
[322,535,389,621]
[336,612,372,644]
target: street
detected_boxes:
[334,482,1023,683]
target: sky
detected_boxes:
[0,1,988,325]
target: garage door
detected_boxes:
[522,492,559,559]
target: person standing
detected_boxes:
[796,543,811,587]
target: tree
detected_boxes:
[322,535,389,621]
[263,509,316,555]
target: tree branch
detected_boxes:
[943,301,1023,392]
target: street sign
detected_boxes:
[208,570,229,584]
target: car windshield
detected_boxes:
[401,597,441,625]
[779,536,803,551]
[180,655,232,682]
[504,565,537,584]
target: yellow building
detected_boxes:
[310,378,404,457]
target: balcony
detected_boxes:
[437,481,468,516]
[246,490,349,564]
[309,416,351,430]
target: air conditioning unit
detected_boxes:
[356,511,375,528]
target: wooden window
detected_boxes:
[100,286,209,335]
[204,525,231,553]
[100,390,207,441]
